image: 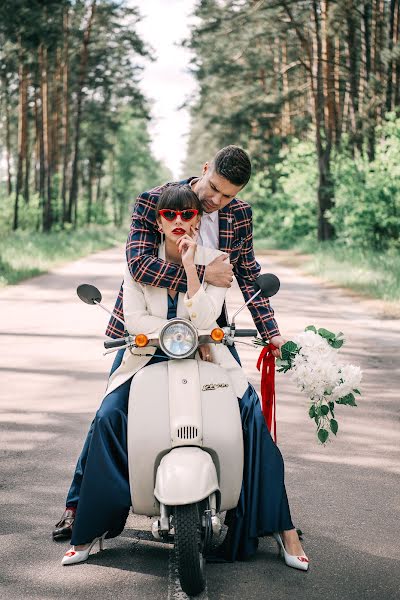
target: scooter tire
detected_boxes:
[174,503,206,596]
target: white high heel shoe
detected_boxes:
[61,532,107,566]
[273,532,309,571]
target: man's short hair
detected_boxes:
[212,145,252,187]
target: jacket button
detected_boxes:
[187,300,192,307]
[191,313,197,318]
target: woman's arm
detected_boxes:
[178,234,228,330]
[122,263,168,336]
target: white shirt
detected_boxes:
[198,210,219,249]
[190,178,219,249]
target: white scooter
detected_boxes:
[77,273,279,597]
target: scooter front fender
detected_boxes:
[154,447,219,506]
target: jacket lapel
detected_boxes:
[218,206,233,253]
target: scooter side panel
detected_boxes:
[199,362,244,511]
[128,362,171,515]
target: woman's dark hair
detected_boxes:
[212,145,251,187]
[157,184,203,216]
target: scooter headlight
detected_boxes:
[159,318,198,359]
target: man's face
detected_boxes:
[193,163,243,213]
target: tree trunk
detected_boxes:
[39,44,52,231]
[87,159,94,224]
[395,1,400,107]
[313,0,335,241]
[323,1,338,146]
[13,46,28,230]
[346,6,362,154]
[386,0,397,112]
[61,7,70,224]
[2,73,13,196]
[68,0,97,227]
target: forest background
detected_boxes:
[0,0,399,306]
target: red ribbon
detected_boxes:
[256,344,277,442]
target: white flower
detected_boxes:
[285,329,362,405]
[331,365,362,401]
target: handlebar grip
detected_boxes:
[235,329,258,337]
[104,338,129,349]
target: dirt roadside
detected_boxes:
[259,248,400,320]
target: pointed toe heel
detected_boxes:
[61,532,107,566]
[273,532,309,572]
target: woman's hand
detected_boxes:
[198,343,213,362]
[177,228,197,267]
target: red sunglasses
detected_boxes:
[159,208,199,222]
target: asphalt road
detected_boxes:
[0,245,399,600]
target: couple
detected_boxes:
[56,145,309,571]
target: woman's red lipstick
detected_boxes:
[172,228,185,235]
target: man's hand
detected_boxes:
[270,335,286,358]
[198,343,213,362]
[204,254,234,288]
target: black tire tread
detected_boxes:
[175,504,205,596]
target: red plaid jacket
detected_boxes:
[105,179,280,341]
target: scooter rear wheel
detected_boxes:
[174,503,206,596]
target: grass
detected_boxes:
[255,239,400,305]
[0,226,127,286]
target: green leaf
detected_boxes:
[315,405,322,417]
[330,419,338,435]
[318,328,335,340]
[318,428,329,444]
[309,405,316,419]
[281,341,298,360]
[320,404,329,416]
[337,393,357,406]
[314,415,320,426]
[276,358,289,368]
[330,339,344,349]
[329,401,335,416]
[305,325,317,333]
[354,389,361,395]
[281,341,298,353]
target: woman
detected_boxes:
[61,184,308,571]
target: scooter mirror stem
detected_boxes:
[93,300,127,329]
[230,288,262,332]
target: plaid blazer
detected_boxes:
[105,178,280,341]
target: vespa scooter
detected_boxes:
[77,273,280,596]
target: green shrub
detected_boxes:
[329,114,400,251]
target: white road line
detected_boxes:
[167,548,209,600]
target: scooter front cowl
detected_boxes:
[154,447,219,506]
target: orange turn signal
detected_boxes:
[211,327,224,342]
[135,334,149,347]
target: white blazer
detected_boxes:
[104,243,249,399]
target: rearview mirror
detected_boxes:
[254,273,280,298]
[77,284,102,305]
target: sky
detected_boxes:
[134,0,198,179]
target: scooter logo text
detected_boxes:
[202,383,229,391]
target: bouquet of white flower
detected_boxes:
[254,326,362,444]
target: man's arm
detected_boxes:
[233,205,281,342]
[126,190,205,292]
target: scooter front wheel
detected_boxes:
[174,503,206,596]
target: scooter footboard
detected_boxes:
[154,447,219,506]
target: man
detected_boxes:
[53,145,285,540]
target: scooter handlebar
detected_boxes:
[234,329,258,337]
[104,338,129,349]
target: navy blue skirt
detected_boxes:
[70,372,294,560]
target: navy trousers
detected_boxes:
[67,345,294,557]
